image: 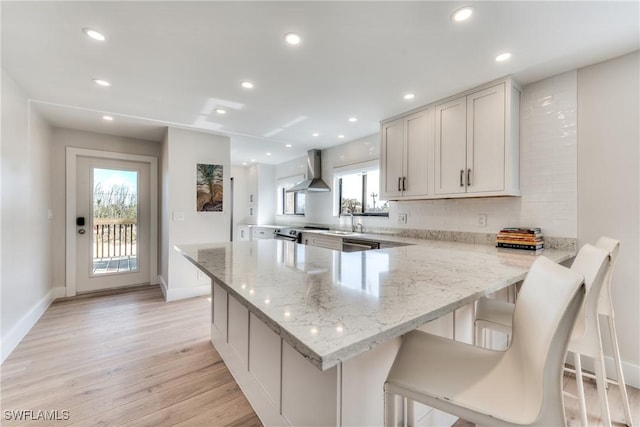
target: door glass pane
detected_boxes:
[92,168,138,275]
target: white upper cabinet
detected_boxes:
[382,77,520,201]
[434,96,467,195]
[380,107,433,200]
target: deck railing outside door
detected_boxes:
[93,218,137,259]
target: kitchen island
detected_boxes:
[177,239,573,426]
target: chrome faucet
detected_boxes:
[355,222,364,233]
[346,211,354,232]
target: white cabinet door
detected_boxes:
[381,109,432,200]
[467,83,505,194]
[380,118,404,199]
[435,96,467,195]
[403,108,432,197]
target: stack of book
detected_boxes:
[496,227,544,251]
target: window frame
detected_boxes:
[277,175,306,216]
[333,160,389,218]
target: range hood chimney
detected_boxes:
[286,149,330,192]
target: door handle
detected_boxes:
[460,169,464,187]
[402,177,407,192]
[467,169,471,186]
[398,177,402,192]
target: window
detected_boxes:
[335,162,388,216]
[277,175,305,215]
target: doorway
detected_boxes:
[66,148,158,296]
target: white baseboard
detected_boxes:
[53,286,66,299]
[157,275,209,302]
[567,350,640,389]
[165,284,210,302]
[1,288,56,364]
[158,275,168,301]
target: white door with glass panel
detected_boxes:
[75,157,150,292]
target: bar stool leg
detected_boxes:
[607,316,633,426]
[574,352,589,426]
[594,323,613,427]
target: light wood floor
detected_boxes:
[0,286,260,426]
[1,286,638,426]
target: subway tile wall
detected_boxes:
[382,71,578,238]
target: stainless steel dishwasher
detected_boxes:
[341,238,380,252]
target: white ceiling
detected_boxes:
[2,1,638,165]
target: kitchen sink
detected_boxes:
[326,230,352,235]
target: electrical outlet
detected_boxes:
[478,214,487,227]
[398,213,408,224]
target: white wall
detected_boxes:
[577,51,640,384]
[1,69,54,362]
[161,127,230,301]
[275,73,578,239]
[49,128,162,291]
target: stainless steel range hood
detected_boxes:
[286,149,330,192]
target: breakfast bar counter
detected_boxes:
[176,239,573,426]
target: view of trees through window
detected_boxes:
[339,169,388,216]
[93,170,138,220]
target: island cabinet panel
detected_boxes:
[281,342,338,426]
[453,304,475,344]
[417,311,454,338]
[341,337,401,426]
[248,313,281,408]
[228,296,249,368]
[212,281,227,340]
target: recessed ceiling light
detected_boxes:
[242,162,248,166]
[93,79,111,87]
[215,108,227,115]
[312,132,320,137]
[285,144,292,148]
[284,32,301,45]
[102,115,114,121]
[495,52,512,62]
[404,93,415,100]
[338,134,345,139]
[83,27,106,41]
[452,7,473,22]
[241,81,254,89]
[348,117,357,123]
[251,159,256,162]
[266,152,272,156]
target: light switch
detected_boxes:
[173,211,185,221]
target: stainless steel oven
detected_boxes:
[274,228,302,242]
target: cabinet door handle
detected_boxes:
[402,177,407,191]
[467,169,471,186]
[460,169,464,187]
[398,177,402,192]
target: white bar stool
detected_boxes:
[474,237,633,427]
[384,254,595,427]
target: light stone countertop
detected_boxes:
[176,239,574,371]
